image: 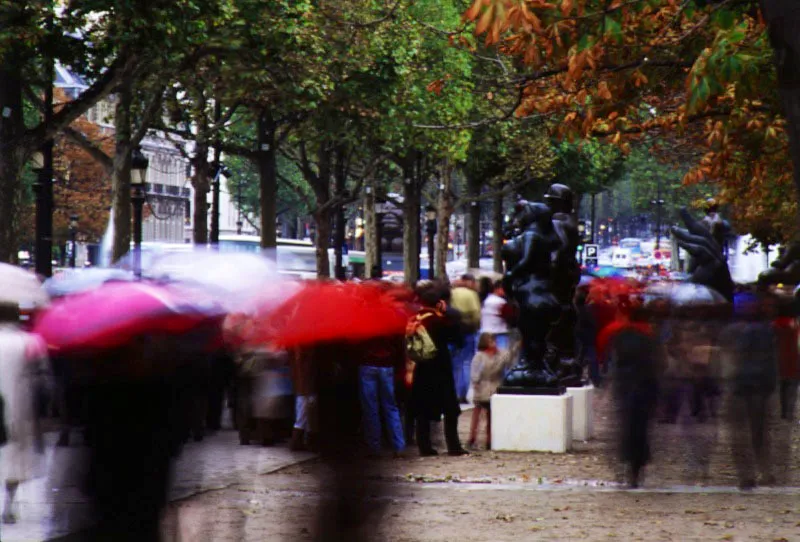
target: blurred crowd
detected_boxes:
[585,279,800,490]
[1,258,799,540]
[220,273,518,459]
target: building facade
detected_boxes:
[56,64,194,246]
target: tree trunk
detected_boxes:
[402,167,421,287]
[192,150,210,245]
[466,177,481,269]
[258,111,278,253]
[111,78,133,263]
[0,66,24,263]
[436,161,453,280]
[315,209,331,278]
[210,100,222,245]
[333,146,346,280]
[110,154,133,263]
[762,0,800,222]
[364,180,378,278]
[492,193,504,273]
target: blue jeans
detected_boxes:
[494,333,509,351]
[358,366,406,452]
[493,333,513,378]
[451,333,477,400]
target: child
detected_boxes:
[468,332,518,450]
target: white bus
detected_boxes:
[217,234,366,278]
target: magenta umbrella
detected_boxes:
[32,281,223,354]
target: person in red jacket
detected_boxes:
[774,299,800,420]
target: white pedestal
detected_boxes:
[490,393,573,453]
[566,384,594,441]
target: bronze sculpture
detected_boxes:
[498,183,584,392]
[671,206,734,301]
[759,243,800,287]
[544,184,583,386]
[500,201,562,391]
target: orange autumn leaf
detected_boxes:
[597,81,612,100]
[475,4,495,35]
[463,0,484,22]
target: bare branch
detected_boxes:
[321,0,402,28]
[131,88,165,146]
[277,171,314,210]
[23,54,135,152]
[413,85,526,130]
[62,127,113,172]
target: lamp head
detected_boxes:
[130,146,149,186]
[31,151,44,171]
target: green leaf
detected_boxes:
[604,16,622,43]
[713,9,735,30]
[728,21,749,44]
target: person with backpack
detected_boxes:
[407,282,468,457]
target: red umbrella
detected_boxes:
[246,281,412,348]
[32,281,222,354]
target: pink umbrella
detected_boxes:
[32,281,222,354]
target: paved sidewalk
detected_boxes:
[0,430,313,541]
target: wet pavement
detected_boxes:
[0,430,313,541]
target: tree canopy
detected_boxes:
[463,0,794,242]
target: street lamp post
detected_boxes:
[31,150,54,278]
[130,146,149,279]
[235,174,244,235]
[651,177,665,250]
[425,205,437,280]
[375,202,387,278]
[68,215,79,268]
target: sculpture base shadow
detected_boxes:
[560,376,585,388]
[497,386,566,396]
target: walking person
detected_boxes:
[0,302,45,524]
[721,293,779,489]
[575,287,600,386]
[774,300,799,420]
[480,281,510,350]
[608,301,660,488]
[289,347,318,451]
[468,332,518,450]
[355,335,406,457]
[410,282,468,457]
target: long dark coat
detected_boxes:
[410,307,462,421]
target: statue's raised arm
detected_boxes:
[671,205,734,301]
